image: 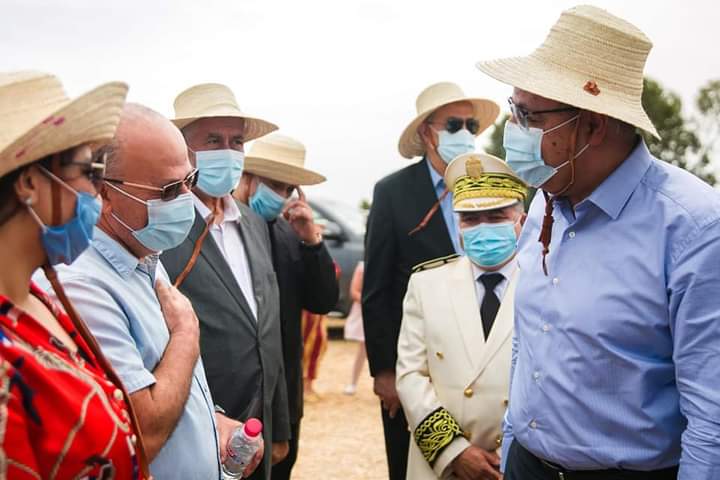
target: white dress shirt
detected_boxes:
[471,257,518,306]
[193,194,257,319]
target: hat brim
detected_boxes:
[244,156,326,186]
[476,56,660,139]
[173,114,278,142]
[454,198,520,213]
[0,81,128,178]
[398,98,500,159]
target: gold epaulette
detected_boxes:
[412,254,460,274]
[414,407,464,467]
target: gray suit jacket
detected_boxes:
[161,200,289,478]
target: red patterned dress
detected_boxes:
[0,283,145,480]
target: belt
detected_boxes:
[516,441,679,480]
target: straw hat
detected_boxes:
[0,71,128,178]
[245,133,325,186]
[172,83,278,141]
[476,5,659,138]
[398,82,499,159]
[445,152,527,212]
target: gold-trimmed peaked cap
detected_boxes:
[444,152,527,212]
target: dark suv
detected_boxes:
[307,197,365,317]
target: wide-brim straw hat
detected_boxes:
[172,83,278,142]
[445,152,528,212]
[0,71,128,178]
[245,133,325,186]
[476,5,659,139]
[398,82,500,159]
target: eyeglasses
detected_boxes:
[428,117,481,135]
[67,156,107,188]
[104,168,199,201]
[508,97,578,131]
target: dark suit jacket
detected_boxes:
[362,158,456,376]
[161,200,289,478]
[267,218,339,425]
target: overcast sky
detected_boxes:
[2,0,718,207]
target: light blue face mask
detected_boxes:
[27,167,101,265]
[503,115,589,188]
[462,221,518,268]
[250,182,287,221]
[437,129,475,164]
[106,182,196,252]
[195,149,244,197]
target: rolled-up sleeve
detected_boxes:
[668,220,720,480]
[47,274,156,394]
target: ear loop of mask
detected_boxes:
[538,115,589,276]
[103,181,149,233]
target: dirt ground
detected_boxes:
[292,339,389,479]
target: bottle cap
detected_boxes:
[244,418,263,438]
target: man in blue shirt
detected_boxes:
[476,5,720,480]
[37,103,263,479]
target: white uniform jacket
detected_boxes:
[396,255,515,479]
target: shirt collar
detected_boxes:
[425,157,445,190]
[585,138,653,220]
[92,227,141,280]
[192,193,241,224]
[472,256,518,282]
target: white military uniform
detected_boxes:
[396,152,526,480]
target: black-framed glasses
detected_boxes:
[104,168,199,201]
[508,97,578,131]
[428,116,481,135]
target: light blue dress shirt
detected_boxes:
[34,228,222,480]
[504,140,720,479]
[426,158,462,253]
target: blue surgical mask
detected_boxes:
[250,182,287,221]
[195,149,244,197]
[503,115,589,188]
[106,182,196,252]
[27,168,101,265]
[437,129,475,164]
[462,221,518,268]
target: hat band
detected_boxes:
[453,173,528,205]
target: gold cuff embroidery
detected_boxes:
[414,407,463,467]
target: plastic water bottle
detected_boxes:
[222,418,263,479]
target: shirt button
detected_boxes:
[530,420,538,429]
[533,371,541,380]
[568,231,576,238]
[542,323,550,332]
[113,388,124,402]
[552,277,559,285]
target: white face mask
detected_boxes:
[503,115,589,188]
[436,129,476,163]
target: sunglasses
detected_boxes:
[429,116,481,135]
[104,168,199,201]
[508,97,578,131]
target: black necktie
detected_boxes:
[479,273,504,340]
